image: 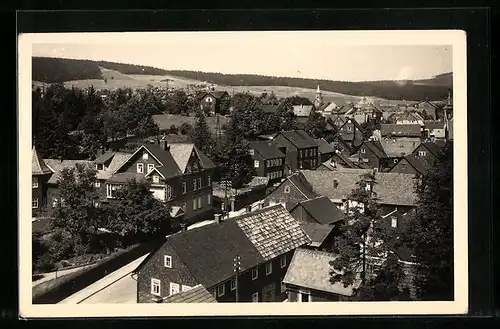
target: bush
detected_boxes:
[169,125,178,135]
[179,122,193,135]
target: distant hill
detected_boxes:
[32,56,452,101]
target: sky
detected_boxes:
[31,32,453,82]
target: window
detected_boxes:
[169,282,180,296]
[153,175,160,184]
[32,198,38,209]
[252,292,259,302]
[365,183,371,191]
[182,181,187,194]
[151,278,161,296]
[52,197,58,208]
[230,278,236,291]
[418,150,427,156]
[93,201,99,208]
[181,285,192,292]
[249,149,255,156]
[193,199,198,211]
[182,202,186,211]
[266,160,270,167]
[252,267,258,280]
[142,152,149,160]
[164,255,172,268]
[96,164,104,171]
[361,148,366,154]
[391,216,398,228]
[207,176,211,186]
[32,176,38,188]
[193,179,197,191]
[217,283,225,296]
[394,159,399,163]
[198,178,202,189]
[284,186,291,194]
[106,184,113,198]
[207,194,211,205]
[299,161,303,169]
[137,163,144,174]
[254,160,260,168]
[280,255,287,268]
[265,262,272,275]
[197,197,202,209]
[94,180,100,188]
[147,163,155,173]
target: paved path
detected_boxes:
[58,253,149,304]
[32,264,97,287]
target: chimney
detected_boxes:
[333,179,338,188]
[246,205,252,213]
[58,156,63,163]
[159,138,169,151]
[214,213,222,224]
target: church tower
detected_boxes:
[314,85,323,109]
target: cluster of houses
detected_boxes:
[31,85,453,303]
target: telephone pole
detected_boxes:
[233,255,241,302]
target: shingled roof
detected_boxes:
[298,222,335,248]
[96,152,132,180]
[161,284,217,303]
[44,159,95,184]
[380,138,421,158]
[283,248,361,296]
[32,146,52,175]
[294,196,344,225]
[140,204,310,289]
[381,124,422,138]
[398,154,428,175]
[299,169,417,206]
[361,141,388,159]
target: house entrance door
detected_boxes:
[262,283,276,302]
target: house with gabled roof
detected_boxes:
[423,120,446,139]
[317,151,360,171]
[351,140,388,170]
[334,118,365,151]
[106,138,216,224]
[378,138,421,171]
[388,153,427,175]
[263,171,320,211]
[249,140,286,184]
[386,111,425,126]
[410,141,444,168]
[134,204,311,303]
[32,146,54,216]
[197,90,231,116]
[314,138,336,163]
[158,284,218,303]
[283,248,361,302]
[272,130,320,172]
[414,100,439,120]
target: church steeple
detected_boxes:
[314,84,323,109]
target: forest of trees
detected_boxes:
[32,57,451,101]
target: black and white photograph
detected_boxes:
[18,30,467,317]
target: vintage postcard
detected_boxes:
[18,30,467,317]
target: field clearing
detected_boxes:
[34,67,406,106]
[152,113,230,133]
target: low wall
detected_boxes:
[32,238,160,304]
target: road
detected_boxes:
[33,264,97,287]
[59,253,149,304]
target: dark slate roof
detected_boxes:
[144,144,183,178]
[380,124,422,137]
[297,196,344,225]
[315,138,336,155]
[280,130,318,149]
[157,204,310,288]
[299,222,335,248]
[380,138,421,158]
[363,141,388,159]
[421,141,443,157]
[168,219,265,288]
[32,146,53,175]
[94,151,116,164]
[161,284,217,303]
[249,141,285,159]
[283,248,361,296]
[393,155,427,175]
[423,121,445,130]
[287,172,321,200]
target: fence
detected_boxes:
[32,238,160,304]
